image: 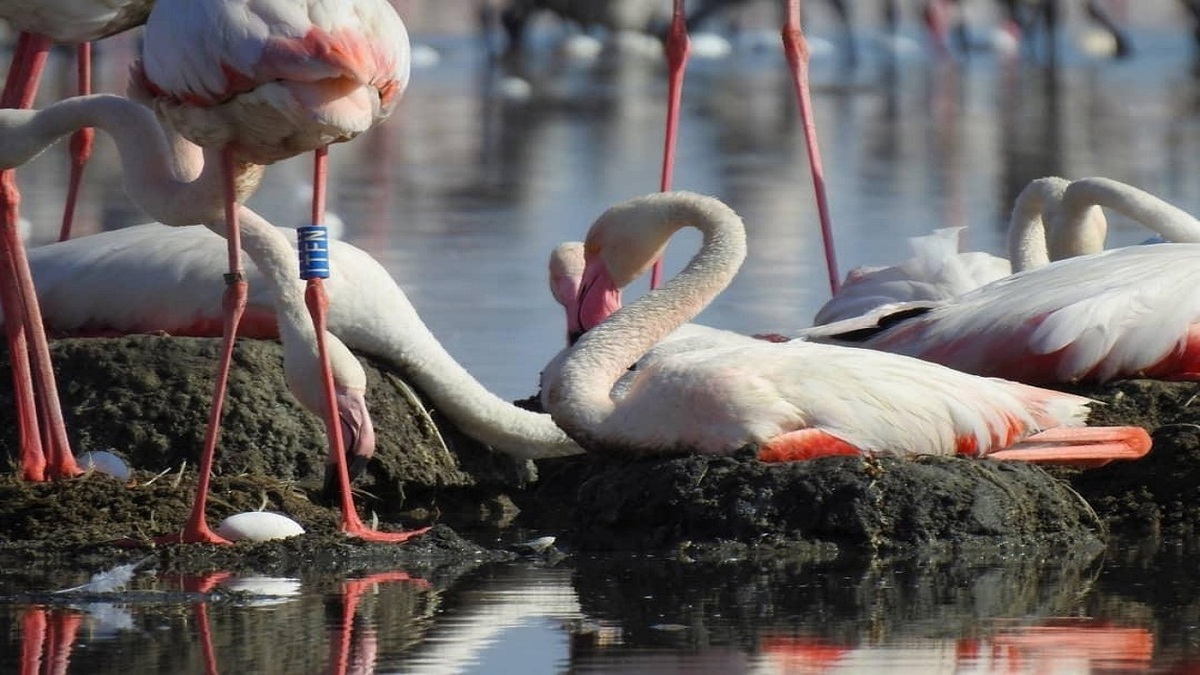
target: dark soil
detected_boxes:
[0,336,1195,573]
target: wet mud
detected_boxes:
[0,336,1195,573]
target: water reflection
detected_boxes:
[12,540,1200,673]
[7,3,1200,673]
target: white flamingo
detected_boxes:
[543,191,1149,465]
[814,175,1200,326]
[0,89,436,543]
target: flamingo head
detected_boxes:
[282,329,377,499]
[322,386,377,501]
[548,241,592,343]
[575,192,737,339]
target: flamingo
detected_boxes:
[543,191,1149,465]
[813,175,1200,326]
[0,94,583,466]
[817,242,1200,385]
[0,91,446,543]
[132,0,412,541]
[806,179,1200,384]
[11,221,584,459]
[0,1,154,484]
[656,0,837,293]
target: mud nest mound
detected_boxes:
[0,336,1195,566]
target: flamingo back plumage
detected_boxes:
[0,0,154,43]
[861,244,1200,384]
[140,0,409,163]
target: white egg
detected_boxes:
[77,450,132,482]
[215,512,305,542]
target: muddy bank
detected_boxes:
[0,336,1194,570]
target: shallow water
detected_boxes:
[6,1,1200,672]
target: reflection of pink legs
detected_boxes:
[781,0,839,295]
[653,0,691,289]
[2,33,81,483]
[308,148,429,544]
[330,571,431,675]
[19,607,84,675]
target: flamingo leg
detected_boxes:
[306,147,428,543]
[0,32,80,481]
[652,0,690,290]
[158,148,249,546]
[781,0,840,296]
[57,42,95,242]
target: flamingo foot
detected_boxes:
[342,524,431,544]
[152,520,233,546]
[986,426,1152,469]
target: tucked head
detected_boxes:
[283,332,376,497]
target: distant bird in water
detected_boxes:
[544,191,1150,466]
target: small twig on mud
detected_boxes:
[256,493,269,511]
[171,462,187,488]
[141,465,176,487]
[1184,392,1200,408]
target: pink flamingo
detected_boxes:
[0,90,438,543]
[0,1,154,483]
[130,0,414,542]
[543,191,1149,465]
[656,0,838,293]
[824,241,1200,385]
[807,179,1200,385]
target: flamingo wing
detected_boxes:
[860,244,1200,383]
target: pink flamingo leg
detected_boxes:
[0,32,80,481]
[158,148,249,546]
[781,0,840,296]
[652,0,691,290]
[57,42,95,243]
[308,147,428,543]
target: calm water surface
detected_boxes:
[5,2,1200,672]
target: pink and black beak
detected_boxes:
[322,388,377,501]
[571,252,622,345]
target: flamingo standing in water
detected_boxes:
[0,90,446,543]
[543,191,1149,464]
[0,1,154,483]
[656,0,838,293]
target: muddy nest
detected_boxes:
[0,336,1195,568]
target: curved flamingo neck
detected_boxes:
[1007,176,1068,272]
[322,260,583,458]
[1059,177,1200,245]
[0,94,261,226]
[552,194,747,438]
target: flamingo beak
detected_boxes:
[573,256,622,343]
[322,387,377,500]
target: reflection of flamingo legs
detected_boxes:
[329,571,432,674]
[658,1,839,294]
[18,607,84,675]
